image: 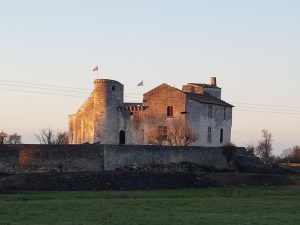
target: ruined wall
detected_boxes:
[68,94,95,144]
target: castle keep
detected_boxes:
[68,77,233,146]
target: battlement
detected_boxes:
[93,79,124,95]
[118,104,144,112]
[93,79,123,85]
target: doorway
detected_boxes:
[119,130,125,144]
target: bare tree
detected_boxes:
[281,148,294,165]
[281,146,300,164]
[292,146,300,162]
[167,119,199,146]
[35,128,56,144]
[147,127,166,145]
[255,129,273,164]
[0,131,7,144]
[55,131,69,144]
[145,116,168,145]
[146,118,199,146]
[36,128,69,144]
[6,133,22,144]
[246,144,255,155]
[222,143,237,168]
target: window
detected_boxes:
[112,86,115,91]
[167,106,173,117]
[158,126,168,140]
[220,129,223,143]
[207,127,212,143]
[191,86,195,93]
[208,105,213,118]
[223,107,227,120]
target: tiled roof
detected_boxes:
[186,93,233,107]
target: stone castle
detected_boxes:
[68,77,233,146]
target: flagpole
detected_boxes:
[92,65,99,79]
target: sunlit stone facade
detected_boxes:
[68,77,233,146]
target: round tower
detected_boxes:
[93,79,124,144]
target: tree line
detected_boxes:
[0,131,22,144]
[246,129,300,164]
[279,146,300,164]
[0,128,68,145]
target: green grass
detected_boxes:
[290,166,300,171]
[0,187,300,225]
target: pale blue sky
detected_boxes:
[1,0,300,155]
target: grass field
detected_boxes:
[0,187,300,225]
[280,163,300,171]
[289,165,300,171]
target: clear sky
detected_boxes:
[1,0,300,155]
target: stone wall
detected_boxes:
[69,95,95,144]
[187,99,232,147]
[0,144,104,173]
[103,145,230,171]
[0,144,257,174]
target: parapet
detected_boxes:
[118,103,144,112]
[93,79,123,85]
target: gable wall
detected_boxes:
[142,85,187,144]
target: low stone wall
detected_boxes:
[103,145,232,171]
[0,144,104,173]
[0,144,255,173]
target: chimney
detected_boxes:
[211,77,217,87]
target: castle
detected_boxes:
[68,77,233,146]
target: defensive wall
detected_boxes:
[0,144,258,173]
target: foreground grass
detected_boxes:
[0,187,300,225]
[290,166,300,171]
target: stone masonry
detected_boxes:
[68,77,233,146]
[0,144,259,173]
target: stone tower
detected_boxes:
[93,79,124,144]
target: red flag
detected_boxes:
[92,66,98,72]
